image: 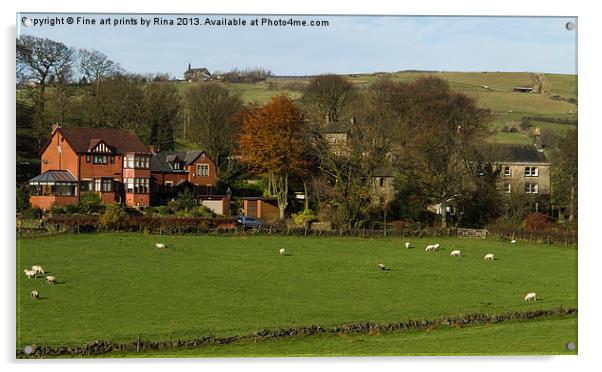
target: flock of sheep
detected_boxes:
[278,239,537,303]
[23,265,55,300]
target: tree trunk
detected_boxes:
[276,173,288,220]
[440,202,447,228]
[302,178,309,210]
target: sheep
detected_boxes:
[524,292,537,302]
[23,269,37,279]
[510,240,517,244]
[434,243,440,250]
[279,248,286,256]
[484,253,495,261]
[425,245,436,252]
[378,263,386,271]
[155,243,166,249]
[31,265,45,275]
[31,290,39,300]
[404,242,411,249]
[46,276,56,285]
[450,250,462,257]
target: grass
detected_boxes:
[16,233,577,355]
[103,316,577,357]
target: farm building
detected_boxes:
[183,63,212,82]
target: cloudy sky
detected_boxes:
[17,13,577,77]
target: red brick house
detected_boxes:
[29,125,152,209]
[149,150,217,195]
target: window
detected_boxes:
[127,178,149,193]
[504,183,511,194]
[80,181,92,192]
[86,154,91,163]
[126,155,134,169]
[102,179,112,192]
[144,157,150,169]
[110,155,115,164]
[165,181,173,190]
[197,164,209,177]
[525,167,539,177]
[379,177,385,187]
[93,155,108,164]
[525,183,539,194]
[126,178,134,192]
[95,179,101,191]
[503,166,512,176]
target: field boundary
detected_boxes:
[17,306,576,358]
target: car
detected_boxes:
[235,216,263,228]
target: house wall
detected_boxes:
[186,153,217,190]
[30,195,78,210]
[499,163,551,195]
[125,193,150,207]
[79,154,123,181]
[40,131,79,177]
[200,198,230,216]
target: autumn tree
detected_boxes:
[143,82,180,151]
[184,83,244,170]
[390,77,492,228]
[239,94,307,220]
[301,74,356,125]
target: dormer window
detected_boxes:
[173,161,181,170]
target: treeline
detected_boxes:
[219,67,272,83]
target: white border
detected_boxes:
[2,1,599,371]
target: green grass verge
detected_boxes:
[17,233,577,352]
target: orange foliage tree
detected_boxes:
[239,94,307,220]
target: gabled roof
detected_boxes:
[482,144,549,164]
[29,170,77,184]
[41,127,149,155]
[150,150,210,173]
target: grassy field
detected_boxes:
[16,233,577,356]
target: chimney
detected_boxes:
[51,123,61,133]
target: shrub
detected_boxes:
[292,209,318,227]
[176,188,197,212]
[16,186,31,213]
[99,203,128,230]
[157,205,172,215]
[191,205,216,218]
[523,212,550,232]
[78,193,103,214]
[21,207,42,220]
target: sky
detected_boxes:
[16,13,577,78]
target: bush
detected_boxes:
[99,203,128,230]
[523,212,550,232]
[176,188,197,212]
[21,207,42,220]
[78,193,103,214]
[190,205,216,218]
[16,186,31,213]
[157,205,172,215]
[292,209,318,227]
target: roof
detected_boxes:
[43,127,149,154]
[150,150,208,173]
[185,67,211,75]
[29,170,77,184]
[483,144,549,164]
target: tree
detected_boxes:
[144,82,180,151]
[16,35,74,148]
[239,94,307,219]
[301,74,355,125]
[551,129,578,222]
[78,49,122,83]
[184,83,244,172]
[531,73,550,94]
[390,77,492,228]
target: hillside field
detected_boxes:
[17,233,577,357]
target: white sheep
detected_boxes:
[484,253,495,261]
[450,250,462,257]
[510,240,517,244]
[155,243,166,249]
[425,245,436,252]
[404,242,411,249]
[378,263,386,271]
[279,248,286,256]
[24,269,37,279]
[31,290,39,300]
[46,276,56,285]
[434,243,440,250]
[524,292,537,302]
[31,265,45,275]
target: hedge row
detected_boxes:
[17,306,576,358]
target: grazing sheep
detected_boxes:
[425,245,436,252]
[524,292,537,302]
[31,290,39,300]
[279,248,286,256]
[155,243,166,249]
[511,240,517,244]
[23,269,37,279]
[434,243,440,250]
[405,242,411,249]
[46,276,56,285]
[378,263,386,271]
[450,250,462,257]
[484,253,495,261]
[31,265,45,275]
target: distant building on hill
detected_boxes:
[183,63,212,82]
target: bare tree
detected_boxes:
[530,73,550,94]
[302,74,356,125]
[78,49,123,83]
